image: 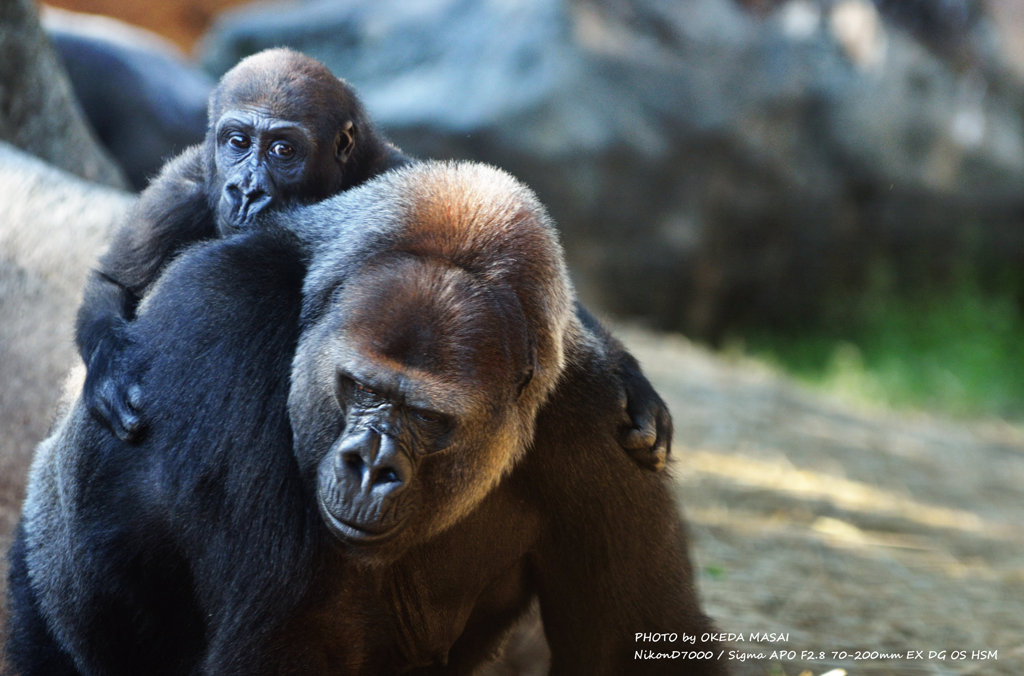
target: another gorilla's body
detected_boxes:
[8,168,718,675]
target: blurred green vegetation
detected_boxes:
[734,268,1024,420]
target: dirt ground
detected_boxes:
[616,326,1024,675]
[2,323,1021,674]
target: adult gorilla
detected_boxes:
[7,162,723,675]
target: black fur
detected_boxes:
[9,229,314,675]
[6,522,78,676]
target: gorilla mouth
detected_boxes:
[316,495,402,546]
[225,208,260,232]
[217,193,271,234]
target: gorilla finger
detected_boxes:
[620,427,668,471]
[112,405,143,443]
[655,412,673,456]
[621,428,668,471]
[113,421,141,443]
[86,393,119,436]
[96,378,143,441]
[126,383,144,411]
[621,422,657,451]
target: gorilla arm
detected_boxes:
[75,145,212,441]
[526,337,724,675]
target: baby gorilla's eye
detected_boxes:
[227,133,251,150]
[270,141,295,159]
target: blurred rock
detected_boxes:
[0,141,131,637]
[989,0,1024,81]
[43,0,252,53]
[0,142,131,506]
[200,0,1024,340]
[43,7,214,190]
[0,0,126,188]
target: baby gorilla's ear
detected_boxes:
[337,121,356,162]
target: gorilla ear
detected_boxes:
[336,121,356,163]
[516,347,537,399]
[516,365,534,399]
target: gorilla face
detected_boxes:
[284,161,575,564]
[289,258,537,562]
[204,49,369,235]
[315,367,459,546]
[211,107,353,234]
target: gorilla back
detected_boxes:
[7,229,316,675]
[7,162,724,675]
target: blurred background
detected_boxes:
[2,0,1024,674]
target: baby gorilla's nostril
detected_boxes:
[224,184,266,207]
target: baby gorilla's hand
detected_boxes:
[83,329,146,442]
[617,354,672,472]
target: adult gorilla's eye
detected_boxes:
[228,133,251,150]
[412,409,439,423]
[410,408,453,452]
[270,141,295,159]
[351,381,382,404]
[411,408,448,428]
[355,382,377,396]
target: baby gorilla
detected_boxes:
[75,47,406,442]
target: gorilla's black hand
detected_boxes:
[82,325,145,442]
[616,354,672,472]
[572,302,672,471]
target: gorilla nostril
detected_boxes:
[341,452,364,477]
[224,184,267,209]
